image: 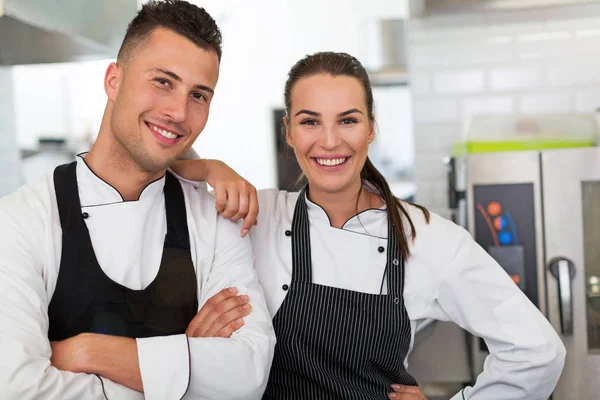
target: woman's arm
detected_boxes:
[430,226,565,400]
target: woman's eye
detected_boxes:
[340,118,357,125]
[300,119,318,126]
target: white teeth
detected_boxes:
[316,158,347,166]
[151,124,178,139]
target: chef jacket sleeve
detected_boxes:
[136,215,276,400]
[428,224,566,400]
[0,187,142,400]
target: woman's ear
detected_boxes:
[284,117,293,148]
[368,115,376,143]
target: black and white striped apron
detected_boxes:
[263,188,418,399]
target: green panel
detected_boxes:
[452,140,595,156]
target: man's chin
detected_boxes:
[134,155,175,174]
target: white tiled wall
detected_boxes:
[0,67,20,197]
[407,4,600,215]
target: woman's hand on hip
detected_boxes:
[389,384,428,400]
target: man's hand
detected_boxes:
[205,160,258,237]
[51,333,143,392]
[171,159,258,237]
[50,334,89,373]
[186,287,252,338]
[388,384,428,399]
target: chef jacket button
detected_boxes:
[394,297,400,304]
[392,259,399,266]
[378,246,384,253]
[285,230,292,237]
[82,212,89,219]
[282,284,289,291]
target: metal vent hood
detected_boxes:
[365,19,408,87]
[0,0,137,65]
[411,0,600,15]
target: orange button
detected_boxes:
[511,275,521,285]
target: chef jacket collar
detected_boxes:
[304,180,387,233]
[76,153,166,207]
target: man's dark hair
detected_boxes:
[117,0,222,66]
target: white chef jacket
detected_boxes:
[0,155,276,400]
[250,188,566,400]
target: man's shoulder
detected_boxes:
[0,174,55,216]
[0,174,56,243]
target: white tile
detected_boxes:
[462,96,515,118]
[413,123,461,152]
[414,183,436,207]
[407,15,487,43]
[544,5,600,30]
[485,9,545,36]
[427,206,453,220]
[515,34,574,61]
[432,70,485,94]
[410,13,485,32]
[409,42,514,68]
[489,66,544,91]
[518,92,574,113]
[575,88,600,112]
[414,99,459,123]
[414,179,448,209]
[411,72,431,95]
[415,180,449,209]
[547,63,600,86]
[516,31,571,42]
[414,154,450,181]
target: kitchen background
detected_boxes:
[2,0,600,215]
[2,0,600,398]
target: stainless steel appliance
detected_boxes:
[445,114,600,398]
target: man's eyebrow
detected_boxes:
[149,68,214,94]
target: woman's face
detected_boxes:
[286,73,374,195]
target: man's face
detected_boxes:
[106,27,219,172]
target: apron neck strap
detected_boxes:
[54,161,84,232]
[385,220,404,297]
[291,186,312,283]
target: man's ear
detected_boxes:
[104,62,122,101]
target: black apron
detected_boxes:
[263,188,418,399]
[48,161,198,341]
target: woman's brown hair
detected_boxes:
[284,51,430,260]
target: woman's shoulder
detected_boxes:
[258,188,300,210]
[256,188,301,224]
[400,201,473,266]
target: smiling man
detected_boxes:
[0,1,274,399]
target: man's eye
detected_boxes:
[191,93,206,101]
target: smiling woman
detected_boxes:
[173,50,566,400]
[282,53,428,252]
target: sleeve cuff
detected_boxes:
[137,334,191,400]
[97,376,145,400]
